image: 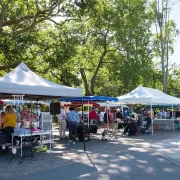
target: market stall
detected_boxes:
[0,62,82,158]
[117,86,180,135]
[60,96,118,151]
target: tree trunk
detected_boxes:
[155,0,168,93]
[80,68,91,96]
[160,30,166,92]
[90,49,107,95]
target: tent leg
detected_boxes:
[172,104,174,132]
[88,100,89,128]
[82,98,86,152]
[150,103,153,136]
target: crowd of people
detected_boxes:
[56,105,154,142]
[2,104,179,147]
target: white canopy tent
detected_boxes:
[117,86,180,135]
[0,62,82,100]
[117,86,180,105]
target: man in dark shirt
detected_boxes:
[144,114,152,130]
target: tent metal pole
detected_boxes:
[172,104,174,132]
[88,100,89,128]
[150,102,153,136]
[13,95,15,106]
[82,97,86,152]
[106,101,109,130]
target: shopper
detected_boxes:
[89,107,99,125]
[57,106,67,139]
[144,113,152,132]
[2,105,17,143]
[116,108,123,123]
[67,107,79,143]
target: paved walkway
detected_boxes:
[152,135,180,166]
[0,130,180,180]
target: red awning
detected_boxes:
[64,101,100,107]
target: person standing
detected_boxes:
[57,106,66,139]
[99,110,105,124]
[104,108,110,129]
[67,107,79,143]
[144,114,152,132]
[89,107,99,125]
[2,105,17,143]
[116,109,123,123]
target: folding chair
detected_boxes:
[107,123,119,140]
[136,127,142,134]
[164,123,172,130]
[139,121,147,133]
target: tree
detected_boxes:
[0,0,98,37]
[152,0,178,92]
[65,0,158,96]
[0,0,99,75]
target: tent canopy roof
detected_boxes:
[0,62,82,100]
[117,86,180,105]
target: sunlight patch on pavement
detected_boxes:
[101,154,109,158]
[134,142,151,148]
[136,159,148,164]
[137,164,145,169]
[97,174,110,180]
[107,168,119,174]
[157,158,167,162]
[163,168,176,172]
[109,164,119,168]
[128,147,149,152]
[118,166,131,172]
[144,167,155,173]
[118,156,129,160]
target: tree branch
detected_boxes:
[50,71,61,82]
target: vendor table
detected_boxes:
[153,119,176,130]
[12,130,52,158]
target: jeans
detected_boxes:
[2,126,14,143]
[68,122,78,140]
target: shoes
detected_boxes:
[73,142,76,144]
[75,138,79,142]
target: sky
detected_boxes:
[170,1,180,64]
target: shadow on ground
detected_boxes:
[0,130,180,180]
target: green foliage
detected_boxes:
[0,0,179,98]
